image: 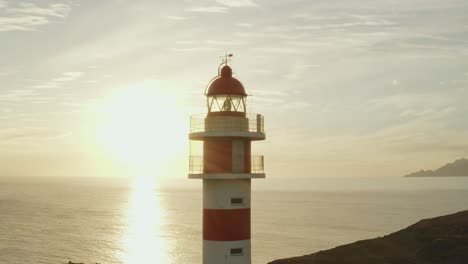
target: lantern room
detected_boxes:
[206,65,247,117]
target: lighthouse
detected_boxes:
[188,58,266,264]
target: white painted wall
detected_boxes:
[203,179,251,209]
[203,240,251,264]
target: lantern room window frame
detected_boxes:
[207,94,246,113]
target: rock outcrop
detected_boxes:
[269,210,468,264]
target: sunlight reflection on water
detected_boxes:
[120,177,170,264]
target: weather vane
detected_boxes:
[220,52,233,65]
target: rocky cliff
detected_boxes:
[269,210,468,264]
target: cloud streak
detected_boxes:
[165,15,189,21]
[0,127,68,143]
[185,6,228,13]
[0,1,71,32]
[33,71,84,89]
[216,0,257,8]
[7,3,70,18]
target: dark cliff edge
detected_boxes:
[405,158,468,177]
[268,210,468,264]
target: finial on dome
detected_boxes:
[218,52,234,77]
[220,65,232,77]
[220,52,233,66]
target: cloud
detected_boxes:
[279,101,311,110]
[204,39,246,45]
[0,89,39,102]
[215,0,257,7]
[169,46,215,52]
[165,15,189,21]
[175,40,196,45]
[364,107,464,155]
[0,15,49,31]
[0,0,7,9]
[252,46,310,54]
[52,71,84,82]
[368,93,450,110]
[0,1,71,32]
[237,22,253,27]
[169,38,247,52]
[185,6,228,13]
[234,31,308,41]
[7,3,70,18]
[33,71,84,89]
[174,39,246,46]
[250,68,272,75]
[357,95,461,155]
[0,68,19,77]
[284,64,320,80]
[296,20,395,31]
[0,127,68,142]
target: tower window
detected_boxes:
[230,248,243,256]
[231,197,244,205]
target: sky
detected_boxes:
[1,0,468,179]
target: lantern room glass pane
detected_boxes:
[207,95,246,113]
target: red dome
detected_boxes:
[206,65,247,96]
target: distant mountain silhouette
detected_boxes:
[405,158,468,177]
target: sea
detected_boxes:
[1,176,467,264]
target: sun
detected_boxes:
[95,83,187,179]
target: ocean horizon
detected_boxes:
[1,176,467,264]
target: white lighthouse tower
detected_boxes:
[188,58,266,264]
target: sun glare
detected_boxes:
[96,83,187,178]
[121,177,169,264]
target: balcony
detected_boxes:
[189,113,265,140]
[251,155,265,174]
[189,155,265,179]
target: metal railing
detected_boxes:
[251,155,265,174]
[190,113,264,133]
[189,156,203,174]
[189,155,265,174]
